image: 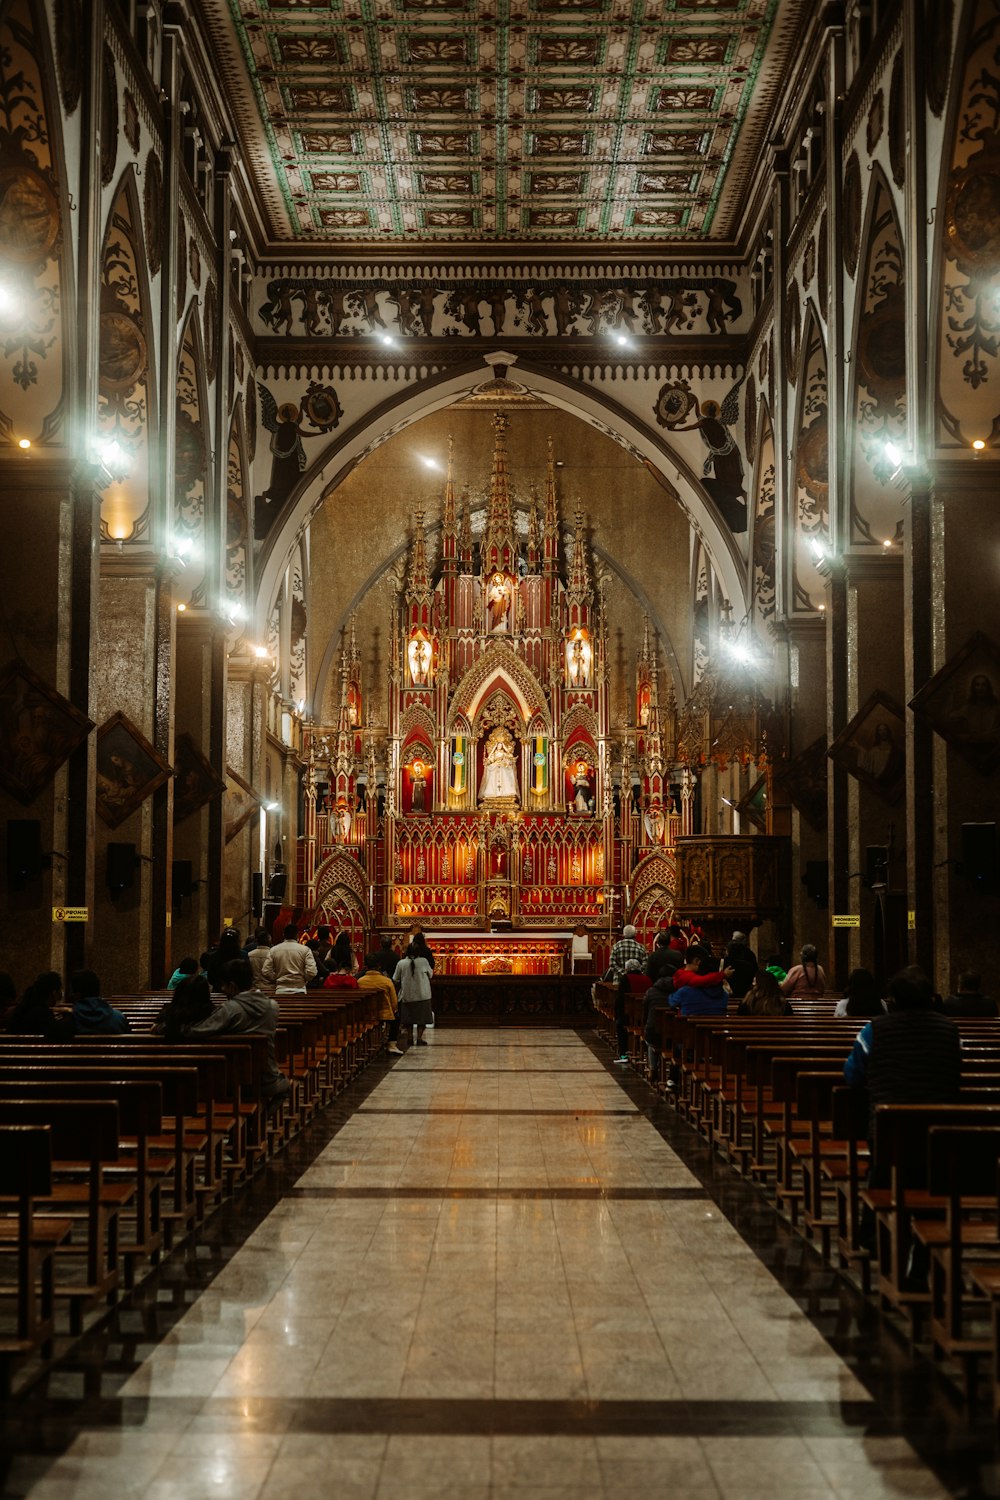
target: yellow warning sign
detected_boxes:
[907,910,916,930]
[52,906,88,923]
[832,914,861,928]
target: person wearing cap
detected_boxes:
[604,924,647,983]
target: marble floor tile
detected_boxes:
[1,1027,976,1500]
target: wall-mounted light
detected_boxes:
[17,437,30,450]
[253,645,269,660]
[419,454,440,471]
[612,332,631,348]
[973,438,987,451]
[177,602,187,613]
[264,800,280,813]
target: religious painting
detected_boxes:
[772,735,828,831]
[486,572,515,633]
[407,630,432,687]
[910,632,1000,775]
[0,661,93,806]
[654,376,747,532]
[479,726,519,805]
[566,629,592,688]
[827,691,906,803]
[173,732,226,822]
[224,766,261,844]
[95,712,172,829]
[255,380,343,538]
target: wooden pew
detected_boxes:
[0,1125,72,1385]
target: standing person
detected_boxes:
[781,944,826,1000]
[667,924,687,954]
[248,929,272,987]
[188,958,290,1100]
[365,934,398,977]
[723,930,758,999]
[262,922,317,995]
[393,941,434,1047]
[357,958,402,1055]
[646,931,683,986]
[409,926,435,970]
[942,971,997,1017]
[70,971,131,1034]
[323,933,359,993]
[604,924,647,983]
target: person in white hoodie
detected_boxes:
[262,923,317,994]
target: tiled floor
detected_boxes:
[2,1030,995,1498]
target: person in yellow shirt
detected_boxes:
[357,960,402,1055]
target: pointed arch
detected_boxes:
[849,166,906,547]
[790,304,829,612]
[934,0,1000,448]
[98,165,156,543]
[449,642,551,735]
[0,0,71,442]
[749,400,777,624]
[225,398,251,626]
[174,304,211,606]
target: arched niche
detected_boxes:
[253,360,749,643]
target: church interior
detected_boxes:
[2,0,1000,1495]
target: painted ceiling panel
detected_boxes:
[210,0,806,250]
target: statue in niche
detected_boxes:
[411,759,428,815]
[572,760,592,814]
[567,633,591,688]
[487,573,514,633]
[479,727,519,804]
[408,634,432,686]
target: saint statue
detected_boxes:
[571,760,592,814]
[408,635,431,686]
[568,635,590,688]
[487,573,512,633]
[411,760,428,814]
[479,726,519,803]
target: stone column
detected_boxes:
[223,656,268,934]
[172,612,226,957]
[780,617,827,960]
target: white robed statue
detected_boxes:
[479,727,519,804]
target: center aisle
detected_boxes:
[30,1030,949,1498]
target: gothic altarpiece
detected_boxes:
[301,415,688,972]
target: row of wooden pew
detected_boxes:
[0,986,384,1391]
[593,981,1000,1418]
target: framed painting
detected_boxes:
[0,659,93,805]
[828,689,906,803]
[910,631,1000,775]
[772,735,828,831]
[95,711,172,828]
[225,765,261,844]
[173,732,226,823]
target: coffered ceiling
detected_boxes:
[208,0,807,255]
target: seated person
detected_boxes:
[834,967,886,1018]
[615,958,650,1063]
[323,932,359,991]
[167,955,201,991]
[71,970,130,1034]
[644,966,678,1073]
[187,958,290,1099]
[942,970,997,1017]
[154,974,214,1042]
[670,946,731,1018]
[737,970,793,1016]
[6,971,74,1041]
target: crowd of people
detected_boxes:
[0,923,439,1101]
[599,922,995,1085]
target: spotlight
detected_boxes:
[378,332,396,347]
[177,602,186,613]
[809,538,826,560]
[613,332,631,348]
[264,801,280,813]
[17,437,30,450]
[227,601,247,622]
[882,538,892,549]
[884,441,901,466]
[0,285,19,317]
[172,536,193,562]
[973,438,987,451]
[253,645,269,659]
[419,455,441,470]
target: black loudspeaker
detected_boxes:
[803,860,829,908]
[251,872,263,919]
[172,859,193,901]
[961,823,998,885]
[7,819,42,890]
[268,870,287,900]
[866,845,889,887]
[106,843,136,896]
